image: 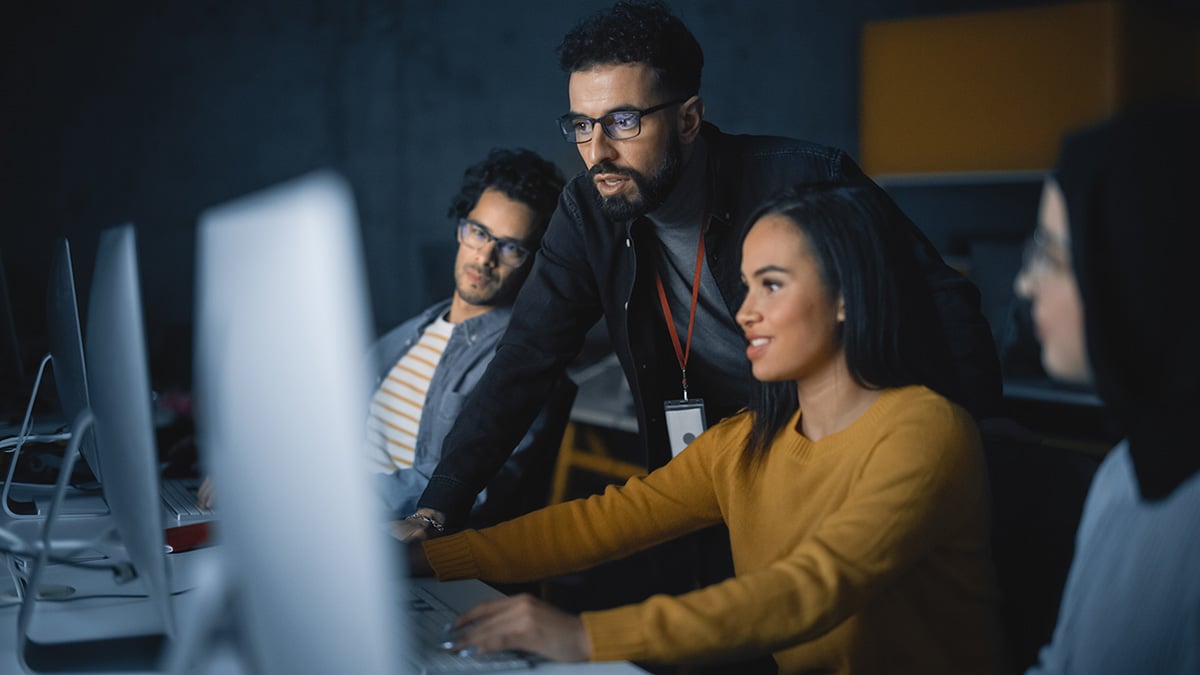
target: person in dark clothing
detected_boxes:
[396,0,1000,538]
[1019,103,1200,674]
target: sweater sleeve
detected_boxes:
[423,418,741,583]
[581,400,987,664]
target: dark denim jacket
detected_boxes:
[421,123,1001,525]
[367,299,567,523]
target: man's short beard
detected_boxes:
[590,135,683,221]
[455,263,528,308]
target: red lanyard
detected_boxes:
[654,225,706,400]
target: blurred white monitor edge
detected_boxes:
[191,170,406,674]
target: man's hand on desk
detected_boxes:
[447,594,590,663]
[388,507,448,542]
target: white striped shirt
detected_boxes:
[366,315,454,473]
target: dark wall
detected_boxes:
[0,0,1090,394]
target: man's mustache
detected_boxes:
[588,162,634,179]
[464,264,497,283]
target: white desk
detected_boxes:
[0,544,645,674]
[0,541,228,674]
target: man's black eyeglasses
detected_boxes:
[457,218,531,268]
[557,98,688,144]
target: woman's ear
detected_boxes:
[836,295,845,323]
[678,95,704,144]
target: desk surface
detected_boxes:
[0,542,645,674]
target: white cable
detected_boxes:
[0,432,73,451]
[14,354,53,443]
[0,527,118,559]
[2,354,56,508]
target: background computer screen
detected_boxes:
[85,224,176,638]
[47,239,100,482]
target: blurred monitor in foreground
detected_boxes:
[192,171,405,674]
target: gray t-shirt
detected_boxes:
[647,137,752,417]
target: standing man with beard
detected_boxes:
[400,1,1000,544]
[366,148,569,527]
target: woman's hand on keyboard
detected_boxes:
[448,594,589,662]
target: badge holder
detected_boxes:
[664,398,707,458]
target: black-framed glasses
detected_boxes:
[457,218,531,268]
[557,98,688,144]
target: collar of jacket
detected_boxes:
[407,297,513,346]
[700,122,735,231]
[444,303,513,346]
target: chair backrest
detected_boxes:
[981,418,1102,671]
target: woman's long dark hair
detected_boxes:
[741,184,946,468]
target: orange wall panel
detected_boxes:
[861,2,1124,176]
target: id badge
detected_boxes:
[664,398,707,458]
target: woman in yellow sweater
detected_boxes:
[415,184,1008,673]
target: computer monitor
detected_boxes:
[17,225,174,671]
[84,225,175,637]
[192,171,404,674]
[2,239,102,520]
[46,238,100,481]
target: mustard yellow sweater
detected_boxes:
[424,386,1008,673]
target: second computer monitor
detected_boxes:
[47,239,100,481]
[85,225,176,639]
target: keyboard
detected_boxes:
[407,585,533,673]
[160,477,216,524]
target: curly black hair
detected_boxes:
[447,148,565,243]
[557,0,703,99]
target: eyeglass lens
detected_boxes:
[561,110,642,143]
[558,98,686,143]
[458,220,528,266]
[1021,229,1068,277]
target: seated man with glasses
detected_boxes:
[197,149,569,526]
[365,148,569,526]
